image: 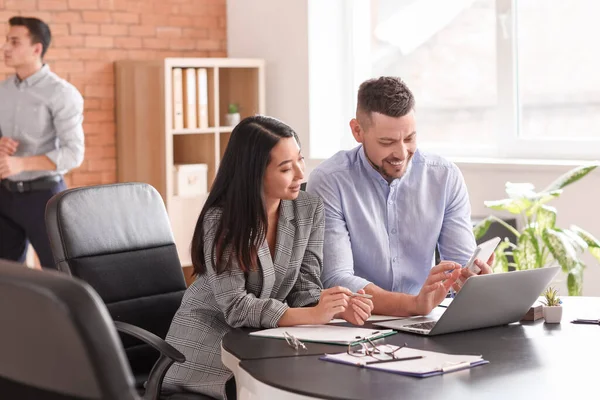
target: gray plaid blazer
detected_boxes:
[163,191,324,399]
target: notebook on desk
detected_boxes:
[320,345,488,378]
[249,325,396,345]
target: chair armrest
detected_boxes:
[114,321,185,363]
[114,321,186,400]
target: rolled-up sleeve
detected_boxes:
[286,198,325,308]
[306,170,371,292]
[203,210,289,328]
[46,85,85,172]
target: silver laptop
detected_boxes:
[374,266,560,336]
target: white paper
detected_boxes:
[249,325,396,345]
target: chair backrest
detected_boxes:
[0,259,139,400]
[45,183,187,379]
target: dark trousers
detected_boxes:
[0,179,66,270]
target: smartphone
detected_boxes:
[464,236,501,274]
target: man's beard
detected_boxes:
[364,146,413,182]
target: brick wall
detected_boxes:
[0,0,227,187]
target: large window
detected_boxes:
[517,0,600,141]
[315,0,600,160]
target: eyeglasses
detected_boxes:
[347,339,407,361]
[283,331,307,351]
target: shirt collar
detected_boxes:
[358,145,415,187]
[14,64,50,88]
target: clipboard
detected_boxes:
[320,345,489,377]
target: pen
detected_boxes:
[441,361,471,373]
[350,292,373,299]
[571,319,600,325]
[321,289,373,299]
[364,355,424,365]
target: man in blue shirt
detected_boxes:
[307,77,492,317]
[0,17,84,269]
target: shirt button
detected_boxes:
[391,228,397,234]
[393,257,398,263]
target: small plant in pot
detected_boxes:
[225,103,241,127]
[541,286,562,323]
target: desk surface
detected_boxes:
[224,297,600,400]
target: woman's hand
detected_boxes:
[309,286,352,324]
[337,289,374,326]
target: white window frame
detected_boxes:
[340,0,600,162]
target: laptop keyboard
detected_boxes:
[405,321,437,331]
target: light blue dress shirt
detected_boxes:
[306,145,476,295]
[0,64,84,181]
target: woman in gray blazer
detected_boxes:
[162,116,374,399]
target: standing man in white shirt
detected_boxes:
[0,16,85,269]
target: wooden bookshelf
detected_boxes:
[115,58,266,282]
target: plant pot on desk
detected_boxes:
[543,306,563,323]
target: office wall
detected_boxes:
[227,0,311,151]
[0,0,227,187]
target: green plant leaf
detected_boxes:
[562,229,588,253]
[567,263,584,296]
[570,225,600,263]
[542,229,579,273]
[536,205,557,233]
[517,228,541,269]
[228,103,239,114]
[473,216,494,240]
[541,286,561,306]
[542,163,600,192]
[525,190,563,217]
[512,247,522,270]
[484,198,532,214]
[570,225,600,247]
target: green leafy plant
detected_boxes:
[473,163,600,296]
[541,286,561,307]
[228,103,239,114]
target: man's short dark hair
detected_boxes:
[9,16,52,58]
[357,77,415,126]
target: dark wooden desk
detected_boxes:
[223,297,600,400]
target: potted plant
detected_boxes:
[541,287,562,323]
[225,103,241,127]
[473,163,600,296]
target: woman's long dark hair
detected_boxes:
[191,115,300,275]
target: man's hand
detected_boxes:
[0,155,24,179]
[413,261,461,316]
[453,252,495,293]
[0,137,19,156]
[337,289,374,326]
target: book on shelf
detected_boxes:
[172,68,184,130]
[196,68,209,129]
[182,68,197,129]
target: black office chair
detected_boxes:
[0,258,144,399]
[44,183,208,399]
